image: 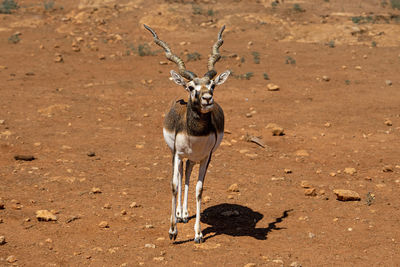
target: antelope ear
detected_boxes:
[170,70,186,86]
[214,70,230,85]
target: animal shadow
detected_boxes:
[200,203,292,241]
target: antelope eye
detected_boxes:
[188,85,194,91]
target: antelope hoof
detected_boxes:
[169,232,177,241]
[194,236,204,244]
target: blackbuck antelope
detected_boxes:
[144,24,230,243]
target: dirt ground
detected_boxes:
[1,0,400,266]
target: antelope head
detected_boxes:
[144,24,230,113]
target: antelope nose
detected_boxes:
[202,94,212,102]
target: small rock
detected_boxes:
[385,80,392,86]
[322,75,330,81]
[203,196,211,203]
[329,172,336,177]
[145,224,154,229]
[120,209,127,215]
[0,200,4,209]
[6,255,17,263]
[304,188,317,196]
[290,262,302,267]
[154,257,164,261]
[271,177,285,181]
[267,83,280,91]
[382,165,393,172]
[245,113,253,118]
[98,54,106,60]
[54,53,63,63]
[0,119,4,125]
[344,167,357,175]
[87,152,96,157]
[244,263,256,267]
[333,189,361,201]
[355,66,362,70]
[129,202,140,208]
[284,168,292,174]
[384,119,392,126]
[103,203,112,209]
[295,150,309,157]
[36,210,57,221]
[308,232,316,238]
[98,221,109,228]
[324,122,331,127]
[145,243,156,248]
[91,187,102,194]
[0,235,6,245]
[228,183,239,192]
[300,180,311,188]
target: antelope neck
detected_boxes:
[186,98,214,137]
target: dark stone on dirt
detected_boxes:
[87,152,96,157]
[14,155,35,161]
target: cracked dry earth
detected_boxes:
[0,0,400,266]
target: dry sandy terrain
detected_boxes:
[1,0,400,266]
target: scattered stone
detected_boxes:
[203,196,211,203]
[267,83,280,91]
[0,236,6,245]
[355,66,362,70]
[333,189,361,201]
[304,188,317,196]
[0,119,4,125]
[300,180,311,188]
[6,255,17,263]
[145,243,156,248]
[103,203,112,209]
[36,210,57,221]
[383,165,393,172]
[329,172,336,177]
[120,209,127,215]
[129,202,140,208]
[145,224,154,229]
[66,215,81,223]
[54,53,63,63]
[290,262,302,267]
[0,200,4,209]
[98,54,106,60]
[266,123,284,136]
[272,259,284,264]
[348,227,353,231]
[295,150,309,157]
[87,152,96,157]
[284,169,292,174]
[14,155,35,161]
[271,177,285,181]
[322,75,330,81]
[308,232,316,238]
[324,122,331,127]
[245,113,252,118]
[98,221,109,228]
[385,80,392,86]
[344,167,357,175]
[384,119,392,126]
[91,187,102,194]
[244,263,256,267]
[228,183,239,192]
[153,257,164,261]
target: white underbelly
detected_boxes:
[163,129,223,162]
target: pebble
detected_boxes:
[333,189,361,201]
[322,75,330,81]
[0,235,6,245]
[295,150,309,157]
[308,232,316,239]
[91,187,102,194]
[300,181,311,188]
[271,177,285,181]
[228,183,239,192]
[382,165,393,172]
[98,54,106,60]
[304,188,317,196]
[290,262,302,267]
[6,255,17,263]
[0,119,4,125]
[87,152,96,157]
[384,119,392,126]
[203,196,211,203]
[244,263,256,267]
[129,202,140,208]
[355,66,362,70]
[36,210,57,221]
[385,80,392,86]
[154,257,164,261]
[266,123,284,136]
[145,243,156,248]
[103,203,112,209]
[145,224,154,229]
[344,167,357,175]
[267,83,280,91]
[54,53,63,63]
[98,221,109,228]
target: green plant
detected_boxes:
[345,80,351,85]
[44,1,55,11]
[293,3,305,12]
[234,72,254,80]
[351,16,374,24]
[271,1,278,8]
[251,51,260,64]
[263,72,270,80]
[285,56,296,65]
[125,43,158,56]
[240,56,245,63]
[192,4,203,15]
[187,52,201,62]
[0,0,19,14]
[327,40,335,48]
[8,33,20,44]
[381,0,388,7]
[207,9,215,17]
[391,0,400,9]
[371,41,377,47]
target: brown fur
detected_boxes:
[164,98,224,137]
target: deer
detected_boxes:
[144,24,230,243]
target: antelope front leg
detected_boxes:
[169,153,183,240]
[194,155,211,243]
[182,160,194,223]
